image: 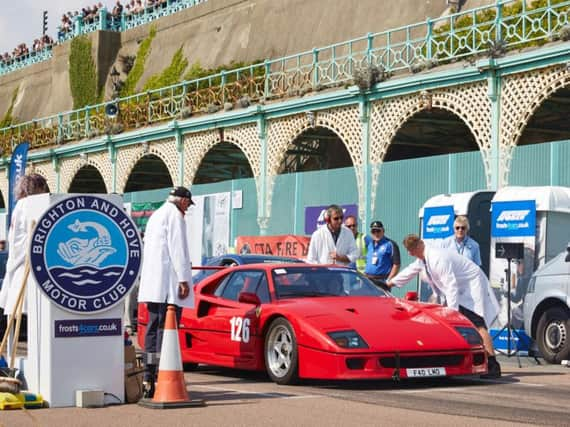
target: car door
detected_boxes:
[193,269,266,368]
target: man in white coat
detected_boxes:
[138,186,195,397]
[307,204,358,266]
[387,234,502,379]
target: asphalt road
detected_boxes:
[1,356,569,427]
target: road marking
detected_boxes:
[192,383,319,399]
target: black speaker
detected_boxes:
[105,103,119,118]
[495,242,524,259]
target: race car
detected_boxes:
[138,263,488,384]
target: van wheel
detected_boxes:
[536,307,570,364]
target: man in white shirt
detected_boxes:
[307,204,358,266]
[387,234,501,379]
[138,186,195,397]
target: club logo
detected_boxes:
[30,195,142,314]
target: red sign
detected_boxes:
[236,235,310,258]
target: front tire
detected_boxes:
[264,318,299,385]
[536,307,570,364]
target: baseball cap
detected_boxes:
[370,220,384,230]
[169,186,195,205]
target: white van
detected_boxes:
[523,244,570,364]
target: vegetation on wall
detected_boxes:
[143,47,188,91]
[121,26,157,97]
[0,86,19,128]
[431,0,570,62]
[69,36,99,109]
[183,59,266,89]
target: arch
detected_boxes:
[369,82,490,213]
[501,66,570,185]
[116,138,178,193]
[68,165,107,193]
[184,124,260,186]
[60,155,111,193]
[30,162,56,193]
[265,106,362,224]
[124,154,174,193]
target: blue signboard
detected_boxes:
[8,142,29,226]
[304,204,358,235]
[422,205,455,239]
[491,200,536,237]
[30,195,142,314]
[54,318,122,338]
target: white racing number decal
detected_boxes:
[230,316,251,343]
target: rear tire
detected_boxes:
[536,307,570,364]
[264,318,299,385]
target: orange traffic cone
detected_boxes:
[138,305,205,409]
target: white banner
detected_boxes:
[186,192,231,269]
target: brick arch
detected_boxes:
[501,66,570,185]
[116,138,178,193]
[0,173,7,209]
[59,152,112,193]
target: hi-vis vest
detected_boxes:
[355,232,367,273]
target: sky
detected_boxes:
[0,0,113,54]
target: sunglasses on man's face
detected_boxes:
[346,224,356,228]
[455,226,466,231]
[332,216,343,221]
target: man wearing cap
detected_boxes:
[137,186,195,398]
[364,220,401,290]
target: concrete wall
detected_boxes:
[1,0,495,122]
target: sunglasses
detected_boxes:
[332,216,343,221]
[455,226,466,231]
[371,228,383,233]
[346,224,356,228]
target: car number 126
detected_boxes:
[230,316,250,343]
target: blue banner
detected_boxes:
[304,204,358,235]
[422,205,455,239]
[491,200,536,237]
[8,142,29,226]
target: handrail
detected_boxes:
[2,0,570,155]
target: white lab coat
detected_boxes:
[137,202,194,308]
[0,198,35,316]
[391,245,499,327]
[307,225,358,266]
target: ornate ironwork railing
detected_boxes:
[2,0,570,154]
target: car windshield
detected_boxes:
[272,267,388,299]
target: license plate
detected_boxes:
[406,367,446,377]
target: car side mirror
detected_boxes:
[565,245,570,262]
[405,291,418,301]
[238,292,261,305]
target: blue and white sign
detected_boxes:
[491,200,536,237]
[422,205,455,239]
[8,142,29,227]
[30,195,142,314]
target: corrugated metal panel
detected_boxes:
[509,143,551,186]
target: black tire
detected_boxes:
[183,362,199,371]
[264,318,299,385]
[536,306,570,364]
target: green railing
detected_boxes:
[2,0,570,155]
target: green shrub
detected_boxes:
[0,86,19,128]
[121,26,157,97]
[69,36,98,109]
[143,47,188,91]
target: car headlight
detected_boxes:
[327,330,369,349]
[454,326,482,345]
